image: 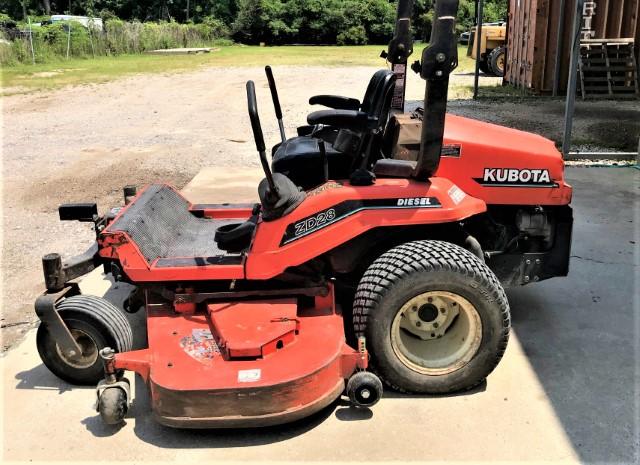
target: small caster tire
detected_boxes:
[98,387,128,425]
[347,371,383,407]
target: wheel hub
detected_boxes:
[417,303,438,322]
[55,329,99,369]
[391,291,482,375]
[401,294,460,341]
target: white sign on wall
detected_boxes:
[581,1,597,40]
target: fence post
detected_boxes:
[27,17,35,65]
[88,25,95,58]
[66,23,71,59]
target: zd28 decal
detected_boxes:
[281,197,441,245]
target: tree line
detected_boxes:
[2,1,507,45]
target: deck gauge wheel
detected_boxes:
[97,386,129,425]
[347,371,383,407]
[36,295,133,385]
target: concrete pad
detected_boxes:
[181,166,263,204]
[1,326,578,462]
[2,167,638,463]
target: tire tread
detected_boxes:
[352,240,510,393]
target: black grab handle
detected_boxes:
[246,80,278,196]
[265,66,283,120]
[246,81,266,153]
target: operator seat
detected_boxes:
[272,70,396,190]
[298,69,396,143]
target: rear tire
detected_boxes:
[488,46,506,77]
[353,240,510,394]
[36,295,133,385]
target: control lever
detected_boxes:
[265,66,286,143]
[246,80,279,198]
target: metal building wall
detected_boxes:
[505,0,640,93]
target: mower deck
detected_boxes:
[114,289,364,428]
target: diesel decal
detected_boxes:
[474,168,558,187]
[281,197,441,245]
[397,197,434,206]
[294,209,336,236]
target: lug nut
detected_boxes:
[416,321,422,327]
[433,322,439,328]
[440,308,446,313]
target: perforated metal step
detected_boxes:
[109,185,241,265]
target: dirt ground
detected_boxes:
[1,65,638,351]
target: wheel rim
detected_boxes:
[390,291,482,375]
[497,53,505,73]
[55,329,99,369]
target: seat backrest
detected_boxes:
[348,72,396,172]
[361,69,394,114]
[368,71,396,132]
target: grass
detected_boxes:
[1,45,388,94]
[1,45,479,95]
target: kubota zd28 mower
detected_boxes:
[35,0,572,428]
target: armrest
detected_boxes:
[307,109,372,132]
[309,95,361,111]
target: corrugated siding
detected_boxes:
[505,0,640,93]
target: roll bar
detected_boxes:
[414,0,459,181]
[385,0,415,112]
[384,0,459,181]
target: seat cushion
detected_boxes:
[272,137,352,190]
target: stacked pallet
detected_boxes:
[578,39,639,99]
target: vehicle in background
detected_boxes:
[42,15,103,31]
[466,21,506,77]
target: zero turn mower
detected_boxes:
[35,0,572,428]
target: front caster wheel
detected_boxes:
[36,295,133,385]
[98,387,128,425]
[353,240,510,394]
[346,371,383,407]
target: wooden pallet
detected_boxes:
[578,40,639,99]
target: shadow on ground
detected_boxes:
[505,168,638,463]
